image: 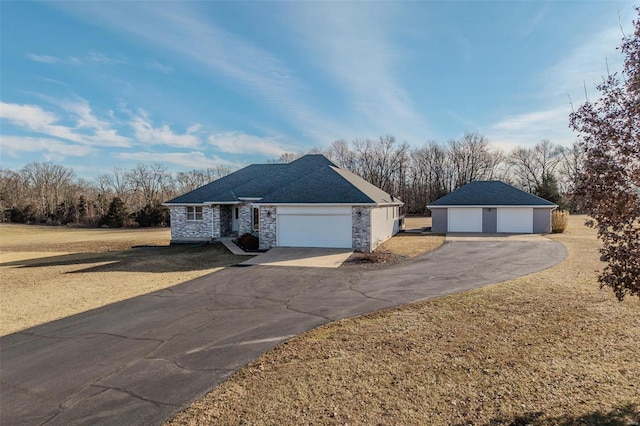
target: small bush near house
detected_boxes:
[552,210,569,233]
[236,233,259,250]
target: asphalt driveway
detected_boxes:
[0,239,566,425]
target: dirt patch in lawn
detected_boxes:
[168,215,639,426]
[0,224,251,335]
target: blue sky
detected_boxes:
[1,1,636,178]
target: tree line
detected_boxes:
[0,133,582,227]
[322,132,582,214]
[0,163,231,227]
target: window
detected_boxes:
[187,206,203,221]
[253,208,260,231]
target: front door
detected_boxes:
[232,207,239,232]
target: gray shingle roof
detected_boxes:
[165,154,401,205]
[427,181,556,207]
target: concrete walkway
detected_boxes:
[0,239,567,426]
[219,238,250,256]
[240,247,354,268]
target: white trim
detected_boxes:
[163,201,241,206]
[238,197,262,201]
[277,205,352,215]
[253,202,403,207]
[168,201,404,207]
[186,206,204,221]
[428,204,557,209]
[163,202,209,207]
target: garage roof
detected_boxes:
[427,181,556,207]
[166,154,402,205]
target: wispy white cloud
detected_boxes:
[1,135,96,160]
[1,101,79,141]
[485,106,575,151]
[516,5,549,39]
[208,131,290,157]
[130,110,201,148]
[147,60,173,73]
[50,2,351,145]
[0,101,131,147]
[541,7,635,103]
[485,7,636,151]
[116,151,238,170]
[60,98,111,130]
[87,51,126,64]
[26,53,61,63]
[286,3,429,142]
[25,51,126,66]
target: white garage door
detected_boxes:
[448,208,482,232]
[278,207,352,248]
[498,208,533,233]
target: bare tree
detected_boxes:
[20,162,75,220]
[351,135,410,194]
[267,153,301,164]
[128,163,174,209]
[557,141,586,210]
[175,166,232,193]
[448,131,503,188]
[508,140,564,192]
[409,142,452,212]
[326,139,357,170]
[97,167,133,205]
[0,169,27,216]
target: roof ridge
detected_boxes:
[329,165,384,204]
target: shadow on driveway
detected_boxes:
[0,242,251,274]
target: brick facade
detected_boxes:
[258,206,277,250]
[169,206,217,242]
[352,206,372,252]
[238,203,254,235]
[171,203,376,252]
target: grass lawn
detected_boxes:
[168,215,639,425]
[0,224,251,335]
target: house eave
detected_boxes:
[427,204,558,209]
[252,202,378,207]
[162,202,209,207]
[163,201,241,207]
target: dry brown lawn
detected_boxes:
[404,215,432,230]
[168,215,640,426]
[345,216,443,265]
[0,224,249,335]
[376,232,444,259]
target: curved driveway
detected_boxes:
[0,238,566,425]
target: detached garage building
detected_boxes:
[164,154,403,252]
[427,181,557,234]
